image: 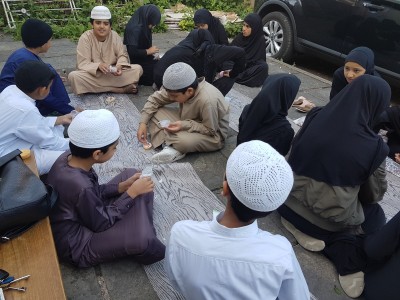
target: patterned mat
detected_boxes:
[69,93,224,300]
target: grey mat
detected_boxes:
[69,93,225,300]
[226,89,400,220]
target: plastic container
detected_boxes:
[109,65,117,73]
[159,119,170,128]
[140,165,153,178]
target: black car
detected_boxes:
[255,0,400,85]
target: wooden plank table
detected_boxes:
[0,152,66,299]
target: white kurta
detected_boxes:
[0,85,69,174]
[165,214,310,300]
[68,30,143,94]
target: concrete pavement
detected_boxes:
[0,29,354,300]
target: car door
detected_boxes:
[294,0,363,57]
[342,0,400,82]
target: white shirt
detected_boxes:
[0,85,69,157]
[165,214,310,300]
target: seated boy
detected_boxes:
[68,6,143,95]
[137,62,229,163]
[0,18,75,116]
[0,61,71,175]
[46,109,165,267]
[165,141,310,299]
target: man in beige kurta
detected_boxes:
[68,6,142,95]
[137,62,229,164]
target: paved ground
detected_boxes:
[0,29,355,300]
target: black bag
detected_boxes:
[0,149,58,242]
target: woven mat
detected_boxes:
[226,89,400,220]
[69,93,224,299]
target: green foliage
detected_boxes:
[180,0,252,17]
[224,22,242,38]
[178,13,195,31]
[1,0,167,41]
[1,0,251,41]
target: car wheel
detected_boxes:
[262,11,294,62]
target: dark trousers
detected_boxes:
[278,204,386,275]
[364,212,400,300]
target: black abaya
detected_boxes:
[237,74,300,155]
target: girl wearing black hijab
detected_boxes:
[193,8,229,45]
[153,29,245,96]
[227,13,269,87]
[330,46,380,100]
[124,4,161,86]
[277,75,391,298]
[237,74,300,155]
[153,29,215,89]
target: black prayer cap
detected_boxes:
[15,60,55,93]
[21,19,53,48]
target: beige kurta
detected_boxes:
[68,30,143,94]
[140,78,229,153]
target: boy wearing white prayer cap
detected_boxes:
[46,109,165,268]
[137,62,229,163]
[68,5,143,95]
[165,140,310,299]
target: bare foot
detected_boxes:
[123,84,138,94]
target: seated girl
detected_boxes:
[330,46,380,100]
[224,13,269,87]
[278,75,391,298]
[124,4,161,86]
[237,74,300,156]
[47,109,165,267]
[193,8,228,45]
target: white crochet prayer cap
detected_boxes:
[68,109,120,148]
[163,62,196,90]
[226,141,294,212]
[91,6,111,19]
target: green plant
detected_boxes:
[178,13,195,31]
[224,22,242,38]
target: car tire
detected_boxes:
[262,11,294,62]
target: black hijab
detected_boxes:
[123,4,161,48]
[330,47,380,100]
[290,75,390,186]
[237,74,300,144]
[177,28,215,51]
[194,8,228,45]
[231,13,266,63]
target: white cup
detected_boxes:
[140,165,153,178]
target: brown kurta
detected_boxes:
[140,78,229,153]
[68,30,143,94]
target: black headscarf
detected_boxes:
[177,28,214,51]
[231,13,266,63]
[123,4,161,48]
[237,74,300,144]
[153,29,215,88]
[330,47,380,100]
[290,75,390,186]
[194,8,228,45]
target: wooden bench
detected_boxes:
[0,152,66,300]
